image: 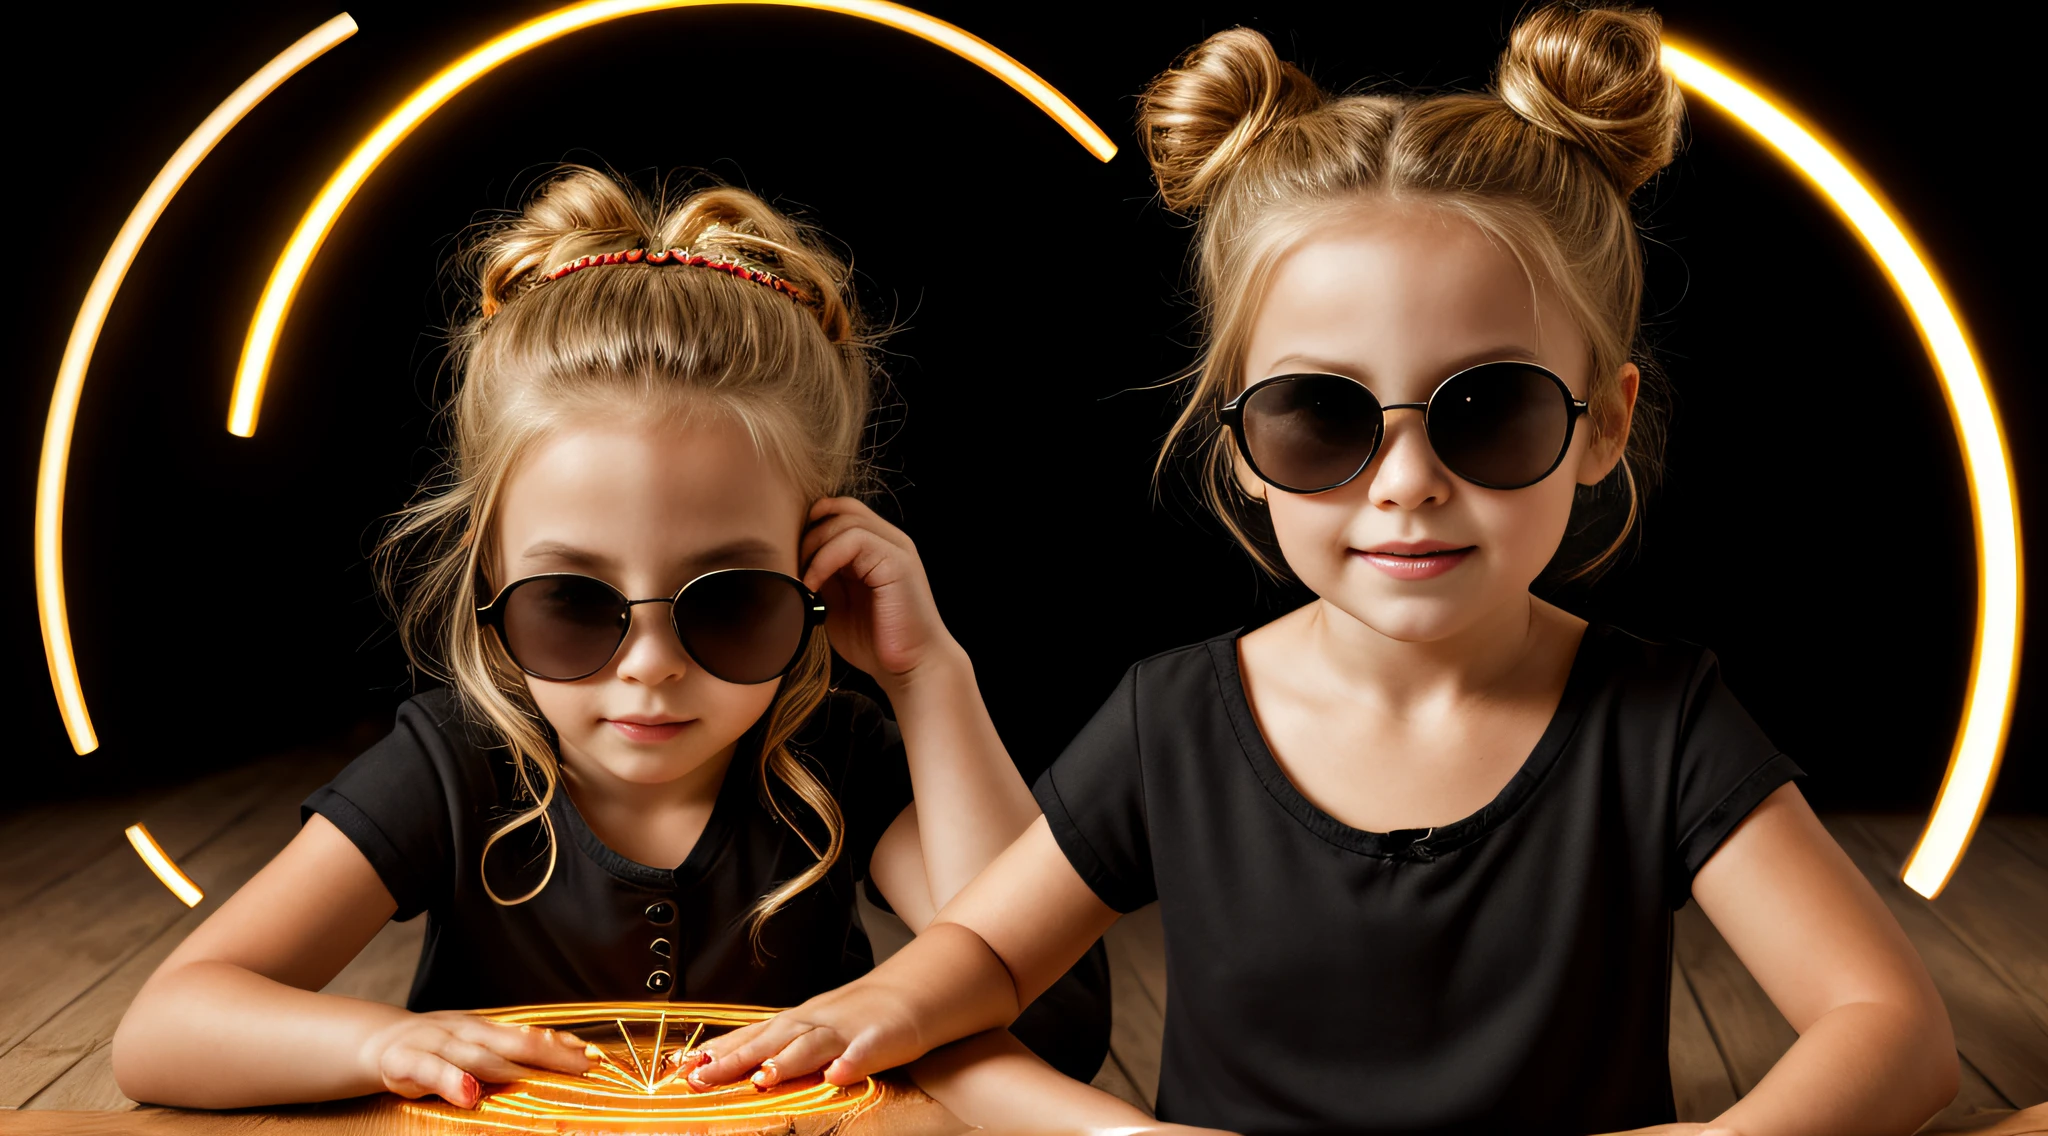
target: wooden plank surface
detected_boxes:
[1826,818,2048,1108]
[1671,899,1799,1095]
[1856,817,2048,1038]
[4,761,2043,1131]
[1668,960,1738,1121]
[1102,905,1164,1112]
[0,755,335,1066]
[1995,818,2048,872]
[0,754,354,1111]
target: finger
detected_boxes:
[798,512,868,567]
[690,1019,817,1087]
[821,1028,903,1086]
[434,1032,540,1086]
[471,1021,597,1075]
[806,495,876,525]
[802,528,909,595]
[799,511,916,570]
[805,497,915,554]
[383,1049,483,1110]
[750,1027,853,1087]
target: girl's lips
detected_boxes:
[605,719,690,743]
[1355,546,1475,581]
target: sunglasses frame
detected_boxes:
[1219,360,1592,494]
[475,568,828,684]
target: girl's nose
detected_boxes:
[1364,409,1453,509]
[611,603,691,686]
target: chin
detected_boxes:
[1322,585,1496,644]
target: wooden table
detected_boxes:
[0,1072,968,1134]
[3,750,2044,1132]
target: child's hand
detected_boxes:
[801,497,961,686]
[675,981,924,1090]
[360,1012,598,1109]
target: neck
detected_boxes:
[558,737,739,821]
[1301,590,1558,707]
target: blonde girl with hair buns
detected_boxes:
[109,167,1111,1120]
[689,7,1963,1134]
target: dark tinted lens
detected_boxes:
[1427,363,1572,488]
[500,575,630,680]
[1240,374,1382,491]
[673,570,810,685]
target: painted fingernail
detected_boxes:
[459,1072,481,1108]
[752,1060,779,1089]
[583,1043,606,1061]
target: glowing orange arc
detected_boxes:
[34,14,358,756]
[126,823,204,907]
[225,0,1118,438]
[1661,42,2022,899]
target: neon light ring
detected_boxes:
[35,13,2016,906]
[397,1002,956,1134]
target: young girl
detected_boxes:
[688,7,1961,1134]
[108,166,1110,1116]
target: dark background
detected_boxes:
[7,2,2040,819]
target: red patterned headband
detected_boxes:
[536,246,816,308]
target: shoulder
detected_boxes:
[1578,623,1762,738]
[789,688,903,781]
[1060,630,1244,749]
[384,687,494,763]
[1122,629,1244,699]
[793,688,896,747]
[1585,623,1728,695]
[327,687,504,806]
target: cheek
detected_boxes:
[522,677,592,727]
[1263,494,1359,576]
[1470,480,1578,573]
[703,677,783,729]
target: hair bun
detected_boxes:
[477,167,650,317]
[1138,27,1325,213]
[1496,4,1682,195]
[656,186,855,345]
[475,168,854,345]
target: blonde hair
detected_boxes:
[1141,3,1683,579]
[375,166,873,942]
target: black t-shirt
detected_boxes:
[1032,624,1801,1136]
[302,688,913,1011]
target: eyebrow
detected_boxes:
[516,537,782,574]
[519,540,612,569]
[1264,345,1543,382]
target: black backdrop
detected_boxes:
[8,2,2042,817]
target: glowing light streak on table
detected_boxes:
[403,1003,883,1133]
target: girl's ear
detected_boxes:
[1577,362,1640,486]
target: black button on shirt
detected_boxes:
[1032,624,1802,1136]
[302,688,913,1012]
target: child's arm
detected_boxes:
[692,816,1114,1087]
[801,496,1040,908]
[867,817,1159,1127]
[1687,784,1958,1136]
[112,814,596,1109]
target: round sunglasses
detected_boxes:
[476,569,826,685]
[1219,360,1590,494]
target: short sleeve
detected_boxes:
[301,696,462,921]
[812,692,911,884]
[1670,649,1805,899]
[1032,666,1156,913]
